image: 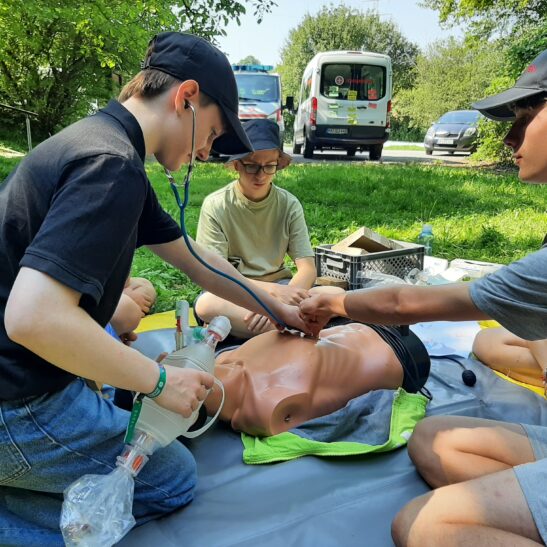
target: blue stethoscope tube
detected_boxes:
[164,101,288,330]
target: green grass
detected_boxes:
[2,156,545,312]
[384,145,424,151]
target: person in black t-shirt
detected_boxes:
[0,32,308,545]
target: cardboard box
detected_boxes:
[331,226,402,256]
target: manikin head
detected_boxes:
[119,32,252,171]
[473,49,547,184]
[226,119,292,202]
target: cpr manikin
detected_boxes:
[205,323,430,437]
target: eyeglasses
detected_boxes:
[241,163,278,175]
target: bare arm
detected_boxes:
[300,283,489,334]
[5,268,213,417]
[148,237,308,332]
[289,257,316,289]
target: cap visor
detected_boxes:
[212,106,253,155]
[472,87,543,121]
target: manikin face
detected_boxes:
[155,81,225,171]
[233,149,280,202]
[504,101,547,184]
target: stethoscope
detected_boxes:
[163,100,291,331]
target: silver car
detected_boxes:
[424,110,482,155]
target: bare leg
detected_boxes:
[392,468,543,546]
[123,277,157,315]
[195,285,345,339]
[194,291,269,338]
[110,294,142,336]
[473,327,546,387]
[408,415,535,488]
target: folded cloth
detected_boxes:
[242,388,428,464]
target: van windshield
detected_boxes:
[320,63,386,101]
[235,74,279,102]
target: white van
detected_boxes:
[292,51,392,160]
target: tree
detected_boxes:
[423,0,547,162]
[395,38,504,130]
[277,5,419,100]
[422,0,547,33]
[237,55,262,65]
[421,0,547,42]
[0,0,275,138]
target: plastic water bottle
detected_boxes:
[417,224,434,256]
[134,315,231,447]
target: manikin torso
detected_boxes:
[205,324,404,437]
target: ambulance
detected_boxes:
[231,64,293,143]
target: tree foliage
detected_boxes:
[0,0,275,137]
[237,55,262,65]
[395,38,504,131]
[421,0,547,37]
[277,5,419,100]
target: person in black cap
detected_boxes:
[0,32,309,544]
[195,118,338,338]
[299,49,547,546]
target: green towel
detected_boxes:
[242,388,428,464]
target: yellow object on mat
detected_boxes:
[135,309,198,333]
[477,320,544,398]
[493,370,545,398]
[478,320,501,329]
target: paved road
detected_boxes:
[283,145,471,166]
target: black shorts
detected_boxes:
[366,324,430,393]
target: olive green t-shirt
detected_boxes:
[196,181,314,281]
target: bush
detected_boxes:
[389,116,425,142]
[283,111,294,144]
[471,76,514,165]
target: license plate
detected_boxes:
[437,138,454,145]
[326,128,348,135]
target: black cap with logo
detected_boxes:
[142,32,253,155]
[473,49,547,121]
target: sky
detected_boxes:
[217,0,463,66]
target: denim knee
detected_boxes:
[133,439,197,524]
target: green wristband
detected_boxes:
[146,363,167,399]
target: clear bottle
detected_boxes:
[417,224,434,256]
[135,316,231,447]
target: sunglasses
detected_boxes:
[241,162,278,175]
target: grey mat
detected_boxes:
[120,325,546,547]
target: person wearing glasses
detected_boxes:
[196,118,327,338]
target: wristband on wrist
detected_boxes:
[146,363,167,399]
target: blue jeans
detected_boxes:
[0,378,196,546]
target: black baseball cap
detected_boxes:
[142,32,253,155]
[226,119,292,169]
[473,49,547,121]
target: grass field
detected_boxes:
[2,156,545,312]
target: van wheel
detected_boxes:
[425,148,433,156]
[369,144,383,161]
[292,137,302,155]
[346,147,357,157]
[303,136,314,159]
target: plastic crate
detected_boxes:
[315,242,425,290]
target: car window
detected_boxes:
[235,74,279,102]
[320,63,386,101]
[438,111,481,124]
